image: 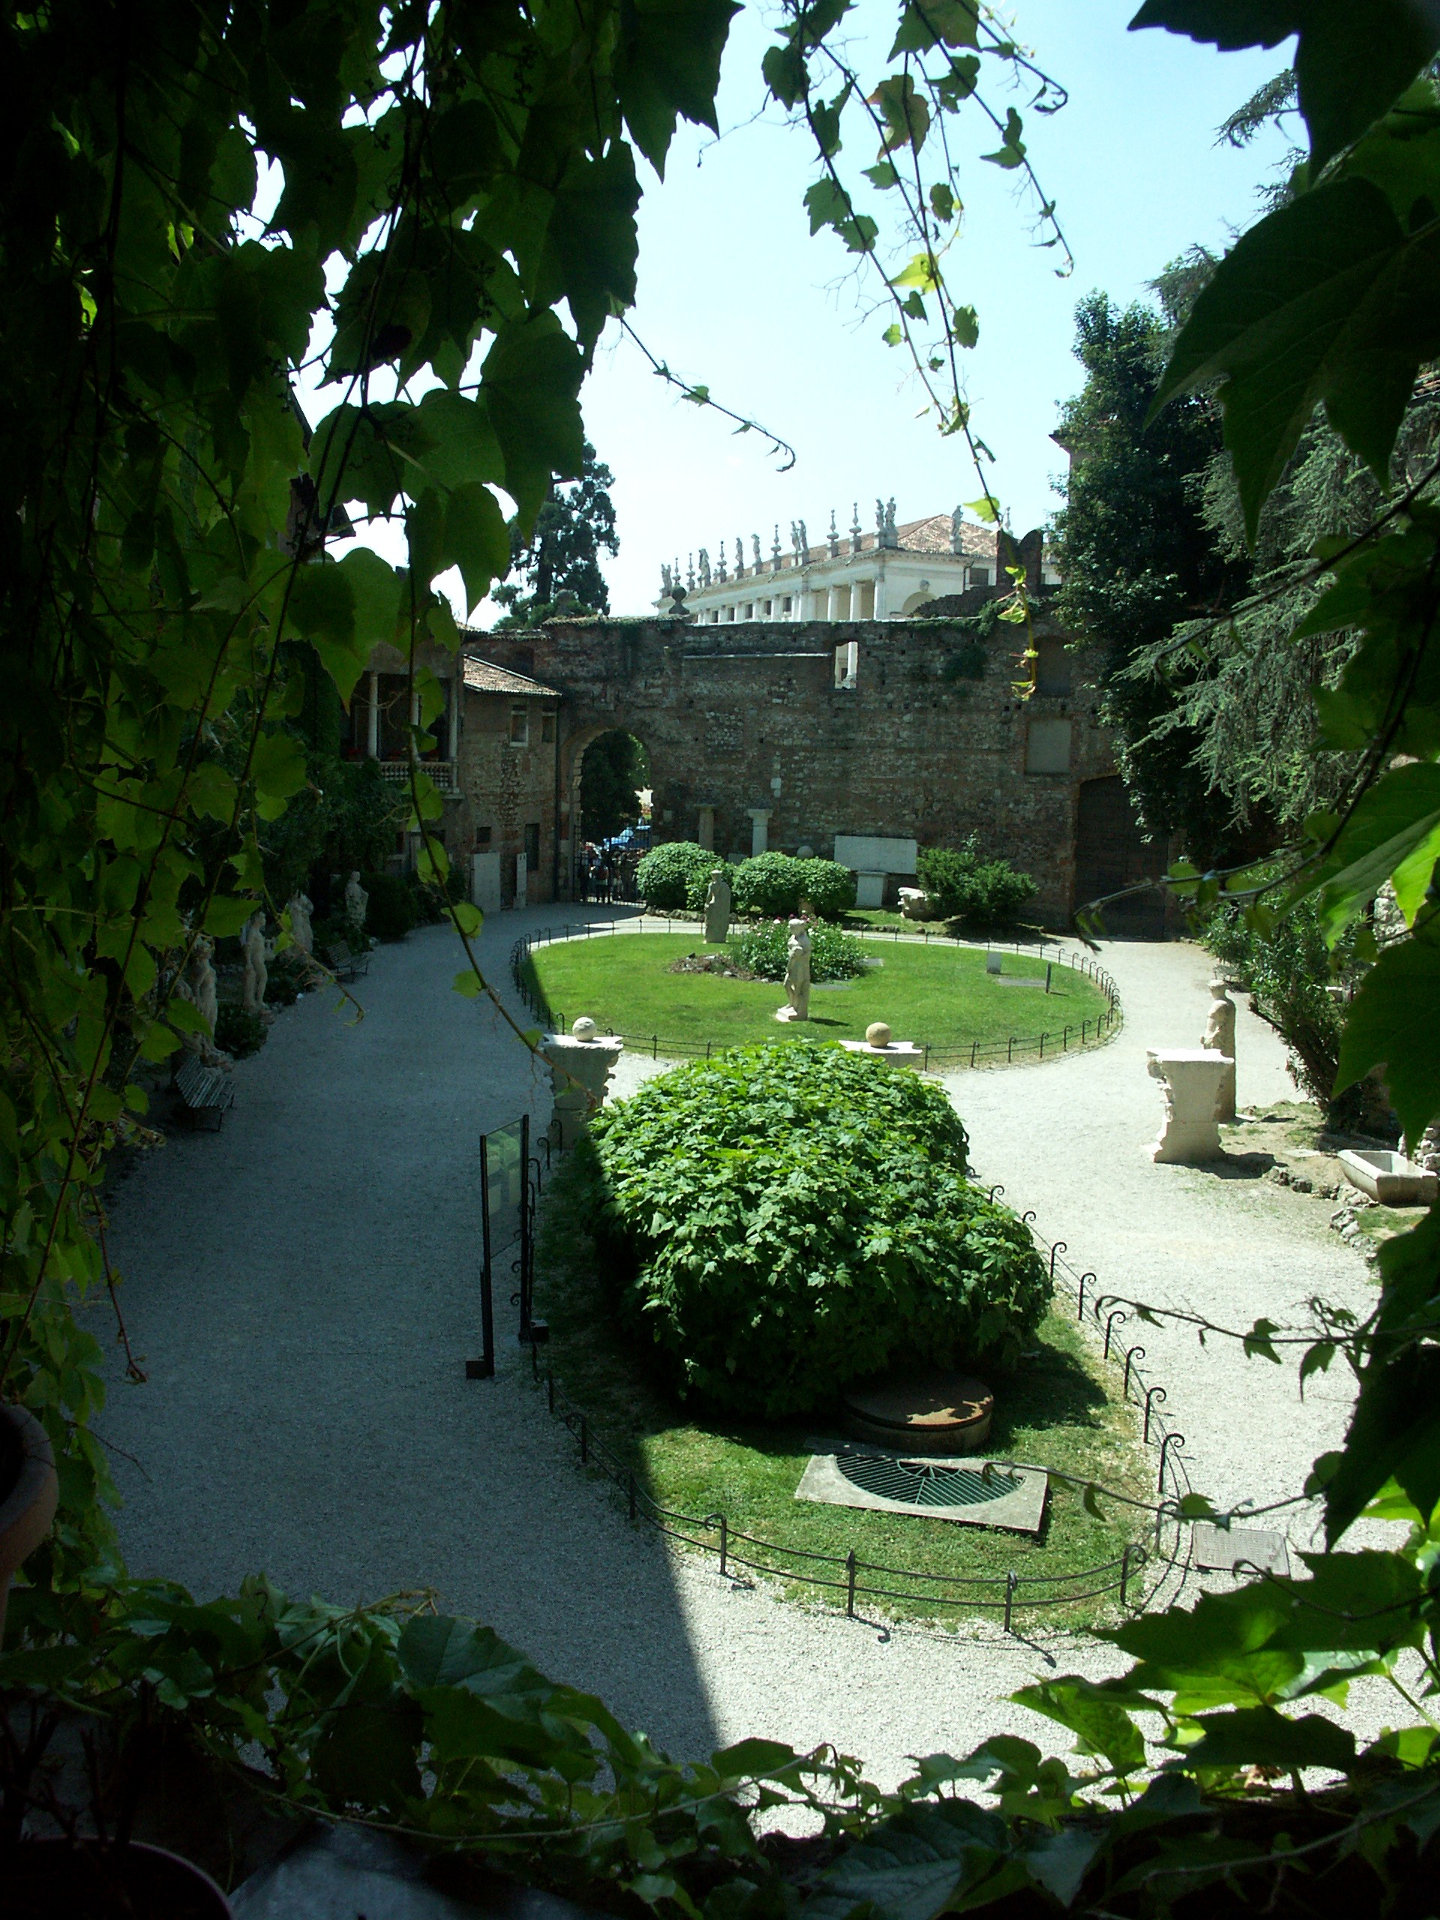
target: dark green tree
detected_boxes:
[1051,293,1247,859]
[579,730,649,842]
[493,442,619,626]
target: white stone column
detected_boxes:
[872,571,887,620]
[366,670,380,757]
[747,808,771,856]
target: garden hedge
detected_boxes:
[730,852,855,921]
[636,841,726,912]
[588,1047,1050,1416]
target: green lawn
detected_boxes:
[524,932,1110,1059]
[533,1155,1153,1629]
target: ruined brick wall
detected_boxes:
[471,612,1126,922]
[452,695,558,906]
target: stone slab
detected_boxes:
[854,871,886,908]
[1192,1522,1290,1577]
[795,1453,1047,1534]
[834,834,918,875]
[840,1040,924,1069]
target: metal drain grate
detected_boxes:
[837,1454,1021,1509]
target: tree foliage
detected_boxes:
[493,441,619,626]
[580,730,648,843]
[1052,293,1245,855]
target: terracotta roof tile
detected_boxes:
[461,656,562,698]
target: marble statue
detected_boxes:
[345,870,368,942]
[898,886,937,922]
[1200,978,1237,1121]
[286,891,315,956]
[176,933,231,1066]
[241,910,269,1018]
[660,561,673,592]
[703,868,732,945]
[752,533,762,570]
[698,547,711,587]
[775,918,812,1023]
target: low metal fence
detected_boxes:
[508,918,1122,1070]
[467,1105,1197,1631]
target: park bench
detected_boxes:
[322,939,370,981]
[174,1054,235,1130]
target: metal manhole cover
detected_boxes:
[838,1453,1020,1509]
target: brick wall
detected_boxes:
[468,611,1128,922]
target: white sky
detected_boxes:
[582,0,1294,613]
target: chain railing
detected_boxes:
[470,1107,1199,1632]
[508,918,1122,1070]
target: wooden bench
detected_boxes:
[322,939,370,981]
[174,1054,236,1130]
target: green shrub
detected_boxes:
[214,1005,266,1058]
[588,1047,1050,1417]
[636,841,723,911]
[726,919,868,982]
[794,856,856,920]
[265,950,312,1006]
[362,871,418,940]
[730,851,854,920]
[918,836,1038,929]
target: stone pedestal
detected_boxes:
[746,807,771,857]
[854,872,885,909]
[840,1039,924,1069]
[544,1027,624,1148]
[1147,1049,1232,1163]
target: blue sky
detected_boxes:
[583,1,1295,614]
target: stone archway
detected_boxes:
[1073,775,1169,938]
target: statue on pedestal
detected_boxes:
[345,871,368,943]
[703,868,731,944]
[177,932,230,1067]
[1201,978,1238,1121]
[775,918,812,1022]
[241,910,269,1018]
[286,891,315,956]
[545,1017,625,1149]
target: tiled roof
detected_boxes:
[461,656,562,698]
[894,513,995,559]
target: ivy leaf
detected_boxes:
[980,107,1026,169]
[929,181,956,222]
[892,252,940,293]
[478,316,585,527]
[444,484,511,614]
[1154,178,1440,541]
[1327,1345,1440,1543]
[806,1800,1014,1920]
[1185,1704,1356,1772]
[1333,926,1440,1143]
[1014,1678,1146,1775]
[1128,1,1440,174]
[949,305,979,348]
[872,75,931,156]
[890,0,980,57]
[250,732,308,821]
[615,0,741,176]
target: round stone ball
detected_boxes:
[866,1021,892,1048]
[571,1016,598,1042]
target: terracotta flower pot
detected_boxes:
[0,1401,59,1648]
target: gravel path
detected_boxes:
[97,911,1390,1791]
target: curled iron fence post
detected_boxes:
[1049,1241,1066,1279]
[1158,1431,1185,1496]
[1077,1272,1095,1321]
[1120,1541,1143,1608]
[988,1183,1005,1203]
[1022,1209,1037,1228]
[1143,1384,1166,1444]
[846,1549,857,1617]
[1103,1307,1127,1360]
[1003,1570,1017,1634]
[1122,1345,1145,1401]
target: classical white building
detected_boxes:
[654,502,1057,623]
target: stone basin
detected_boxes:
[1338,1148,1438,1207]
[840,1366,994,1455]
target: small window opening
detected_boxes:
[509,706,529,745]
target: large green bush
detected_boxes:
[731,851,855,920]
[726,919,868,981]
[635,841,724,912]
[588,1047,1050,1416]
[362,872,419,941]
[917,836,1038,929]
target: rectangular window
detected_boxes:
[782,595,792,614]
[476,825,492,847]
[541,711,556,742]
[524,822,541,868]
[509,706,529,745]
[969,566,989,589]
[744,603,753,619]
[834,640,859,689]
[764,599,773,616]
[1025,718,1072,774]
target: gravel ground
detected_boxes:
[97,910,1403,1790]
